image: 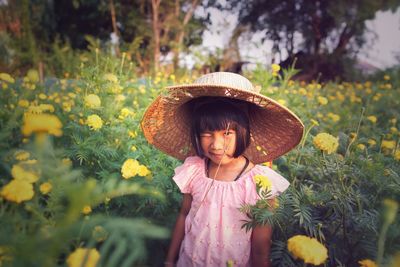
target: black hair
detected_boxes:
[188,97,251,158]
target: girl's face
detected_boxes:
[199,128,237,165]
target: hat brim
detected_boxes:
[141,84,304,164]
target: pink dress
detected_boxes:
[173,156,290,267]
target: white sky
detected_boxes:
[197,7,400,70]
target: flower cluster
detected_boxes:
[313,133,339,154]
[121,159,151,179]
[287,235,328,265]
[84,94,101,108]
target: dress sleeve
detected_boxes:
[244,165,290,204]
[172,156,203,194]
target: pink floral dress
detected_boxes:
[173,156,290,267]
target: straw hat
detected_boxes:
[141,72,304,164]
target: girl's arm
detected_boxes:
[165,193,192,266]
[251,198,275,267]
[251,224,273,267]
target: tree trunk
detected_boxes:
[109,0,120,56]
[172,0,199,70]
[151,0,161,72]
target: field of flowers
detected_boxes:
[0,55,399,267]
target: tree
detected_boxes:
[227,0,400,80]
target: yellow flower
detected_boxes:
[11,161,40,183]
[253,174,272,191]
[66,248,100,267]
[357,144,366,150]
[395,150,400,161]
[313,133,339,154]
[390,127,398,134]
[383,199,398,224]
[390,252,400,267]
[84,94,101,108]
[39,182,52,195]
[130,145,137,151]
[137,165,151,177]
[311,119,319,126]
[22,113,63,137]
[317,96,328,105]
[121,159,140,179]
[287,235,328,265]
[82,205,92,215]
[119,107,135,119]
[383,75,390,80]
[14,150,30,161]
[0,73,15,83]
[18,99,30,108]
[115,94,126,102]
[271,64,281,73]
[358,259,378,267]
[26,69,40,83]
[86,115,103,131]
[367,116,377,123]
[277,99,286,106]
[1,179,34,203]
[327,112,340,122]
[381,140,396,150]
[103,73,118,83]
[62,158,73,167]
[367,139,377,146]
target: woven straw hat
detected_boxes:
[141,72,304,164]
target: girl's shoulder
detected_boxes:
[172,156,204,194]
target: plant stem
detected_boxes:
[377,221,390,265]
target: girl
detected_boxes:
[141,72,304,267]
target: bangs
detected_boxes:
[196,109,240,133]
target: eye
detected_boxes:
[224,130,236,136]
[200,132,212,137]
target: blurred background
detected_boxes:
[0,0,399,81]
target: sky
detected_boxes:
[197,7,400,70]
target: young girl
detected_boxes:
[141,72,304,267]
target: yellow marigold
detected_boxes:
[86,115,103,131]
[137,165,151,177]
[11,161,40,183]
[358,259,378,267]
[390,127,398,134]
[383,75,390,80]
[121,159,140,179]
[39,182,52,195]
[66,248,100,267]
[357,144,366,150]
[327,112,340,122]
[103,73,118,83]
[317,96,328,105]
[62,158,73,167]
[390,118,397,125]
[381,140,396,150]
[22,113,63,136]
[26,69,40,83]
[0,73,15,83]
[367,116,377,123]
[18,99,30,108]
[367,139,376,146]
[395,150,400,161]
[39,104,55,113]
[287,235,328,265]
[1,179,34,203]
[14,150,30,161]
[313,133,339,154]
[277,99,286,106]
[82,205,92,215]
[130,145,137,151]
[84,94,101,108]
[253,174,272,191]
[115,94,126,102]
[271,64,281,73]
[119,107,134,119]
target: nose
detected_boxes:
[210,134,228,151]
